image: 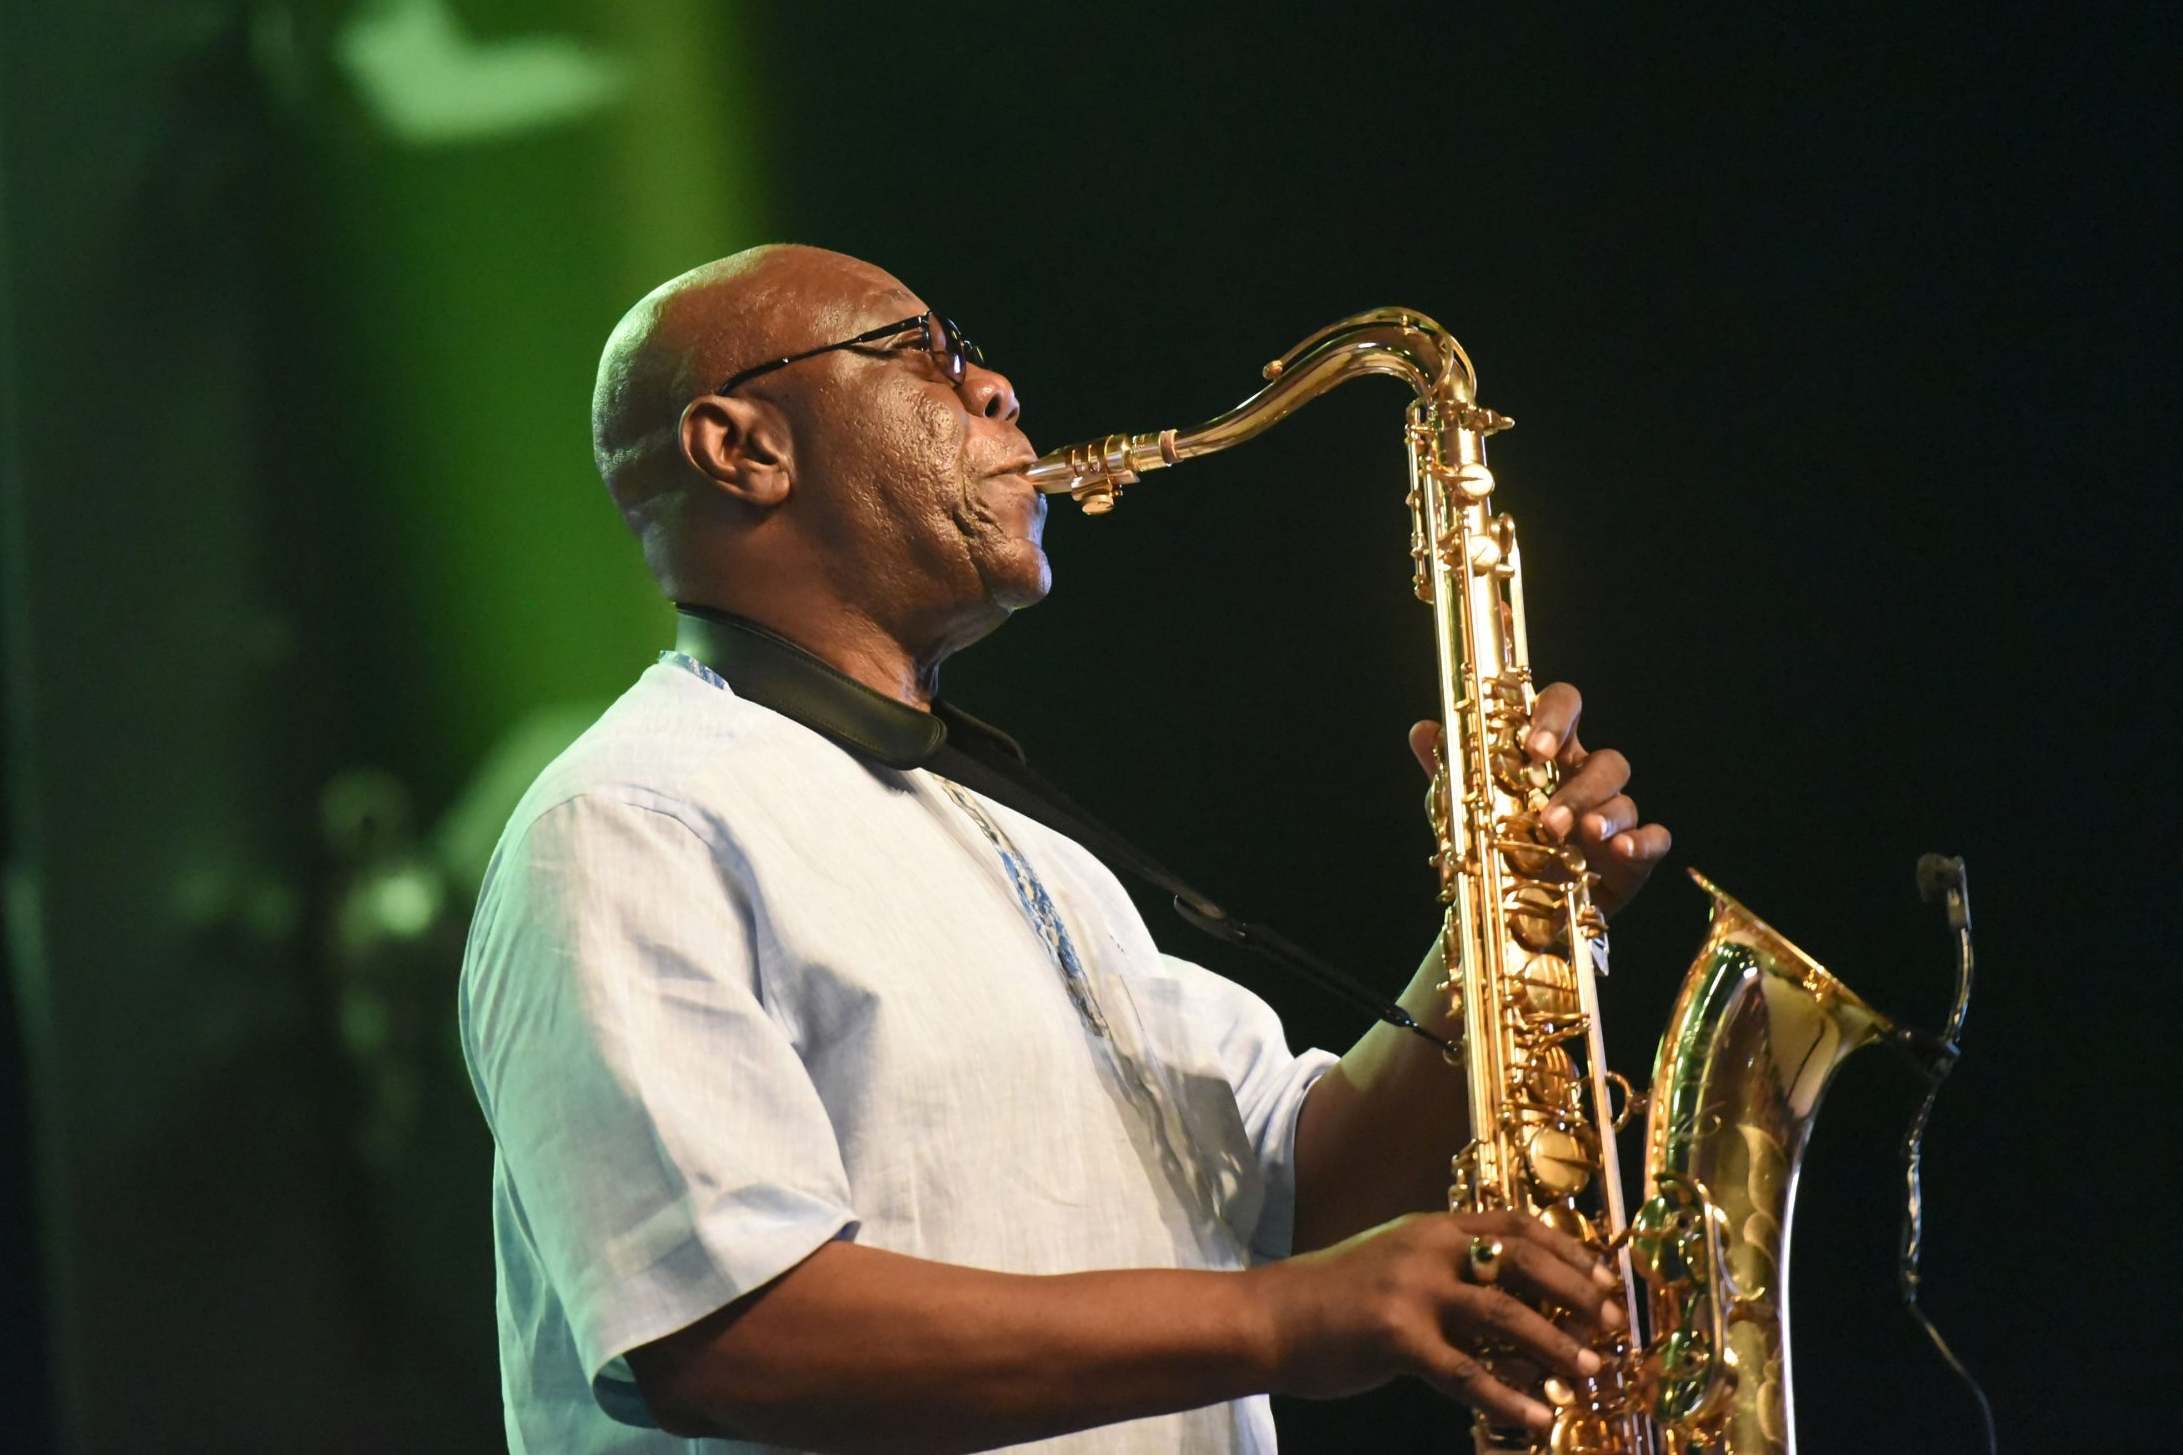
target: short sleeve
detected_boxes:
[1155,953,1337,1261]
[460,792,858,1411]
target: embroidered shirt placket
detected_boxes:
[937,780,1110,1037]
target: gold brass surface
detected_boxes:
[1031,312,1893,1455]
[1634,872,1896,1454]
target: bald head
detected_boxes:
[591,244,919,524]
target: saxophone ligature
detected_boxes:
[1028,310,1898,1455]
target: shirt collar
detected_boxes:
[672,604,1025,772]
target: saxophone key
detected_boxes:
[1522,1123,1596,1199]
[1442,460,1497,500]
[1506,882,1568,951]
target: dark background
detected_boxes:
[2,3,2171,1450]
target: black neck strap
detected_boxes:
[672,605,1452,1052]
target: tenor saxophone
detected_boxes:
[1028,310,1897,1455]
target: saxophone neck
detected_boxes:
[1027,308,1506,514]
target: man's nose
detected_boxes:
[959,363,1020,425]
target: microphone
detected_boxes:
[1916,852,1970,932]
[1914,852,1957,902]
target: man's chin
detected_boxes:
[984,542,1052,614]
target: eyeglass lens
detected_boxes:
[924,314,985,385]
[920,315,959,383]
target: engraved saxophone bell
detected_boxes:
[1634,871,1896,1453]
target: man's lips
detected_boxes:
[977,463,1047,535]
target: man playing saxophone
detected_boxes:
[460,244,1670,1454]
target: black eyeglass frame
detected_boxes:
[711,311,986,396]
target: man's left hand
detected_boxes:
[1407,682,1670,917]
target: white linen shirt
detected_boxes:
[459,656,1336,1454]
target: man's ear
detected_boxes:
[679,395,794,509]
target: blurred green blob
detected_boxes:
[337,0,630,145]
[319,1,770,794]
[368,866,443,939]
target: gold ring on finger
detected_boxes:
[1465,1235,1505,1285]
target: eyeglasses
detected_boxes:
[712,311,987,396]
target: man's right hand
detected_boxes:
[1251,1209,1626,1435]
[630,1209,1625,1453]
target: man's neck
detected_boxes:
[679,595,955,710]
[817,610,944,709]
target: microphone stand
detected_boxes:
[1896,853,1997,1453]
